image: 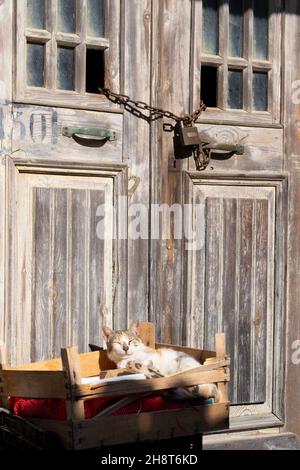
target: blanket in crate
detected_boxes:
[8,395,191,420]
[7,374,214,421]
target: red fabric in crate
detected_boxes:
[8,395,186,421]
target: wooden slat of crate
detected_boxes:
[81,351,115,376]
[7,350,115,376]
[76,368,230,400]
[98,358,229,380]
[73,402,230,449]
[6,322,154,375]
[156,343,216,362]
[8,357,63,371]
[140,323,156,347]
[0,370,67,399]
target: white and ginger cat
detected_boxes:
[102,321,220,402]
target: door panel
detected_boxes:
[203,193,272,405]
[11,104,123,163]
[5,157,127,365]
[32,187,107,359]
[194,124,284,173]
[184,173,287,422]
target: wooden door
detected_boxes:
[0,0,129,365]
[150,0,287,431]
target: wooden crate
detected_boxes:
[0,323,230,450]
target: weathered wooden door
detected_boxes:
[150,0,287,432]
[0,0,130,365]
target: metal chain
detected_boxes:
[193,147,211,171]
[99,88,206,125]
[99,88,210,171]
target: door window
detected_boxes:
[15,0,119,111]
[192,0,282,124]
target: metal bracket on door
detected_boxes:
[203,142,245,160]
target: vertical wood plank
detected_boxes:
[160,170,184,345]
[222,198,237,402]
[237,199,253,404]
[204,198,223,350]
[32,188,51,361]
[149,0,163,340]
[150,0,192,344]
[61,346,85,423]
[101,182,114,332]
[123,0,151,327]
[191,0,202,123]
[244,0,253,112]
[75,0,87,94]
[185,182,206,349]
[0,157,5,352]
[0,0,13,360]
[0,0,13,130]
[269,0,282,123]
[65,189,72,348]
[219,0,229,110]
[273,180,287,421]
[84,188,91,349]
[52,189,68,357]
[253,199,268,403]
[0,0,14,105]
[16,170,35,364]
[112,170,128,331]
[89,190,105,346]
[0,0,12,98]
[105,0,121,94]
[70,189,88,353]
[46,0,57,91]
[5,158,18,365]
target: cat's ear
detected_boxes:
[102,325,112,341]
[129,321,140,336]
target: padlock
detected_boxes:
[173,121,201,159]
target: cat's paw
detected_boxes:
[125,360,144,372]
[124,360,163,379]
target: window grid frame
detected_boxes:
[15,0,120,112]
[191,0,282,126]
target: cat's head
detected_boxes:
[102,321,143,360]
